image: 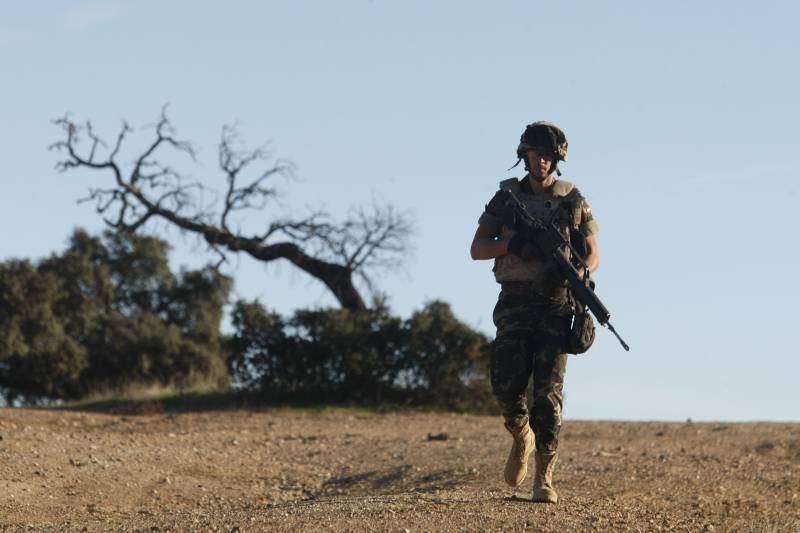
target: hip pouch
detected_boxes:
[567,301,595,354]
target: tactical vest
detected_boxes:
[493,178,580,286]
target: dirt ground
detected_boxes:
[0,405,798,532]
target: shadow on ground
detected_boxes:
[316,465,476,498]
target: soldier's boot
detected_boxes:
[503,424,535,487]
[531,451,558,503]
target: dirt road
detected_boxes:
[0,405,797,531]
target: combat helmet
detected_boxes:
[513,121,569,175]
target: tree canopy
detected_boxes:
[50,109,412,310]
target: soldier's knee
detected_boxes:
[489,336,530,399]
[532,389,563,427]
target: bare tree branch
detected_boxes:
[52,109,413,311]
[217,124,294,232]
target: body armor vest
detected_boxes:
[493,178,578,287]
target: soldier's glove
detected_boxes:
[507,234,539,261]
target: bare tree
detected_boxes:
[50,109,412,311]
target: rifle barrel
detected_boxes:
[605,323,630,351]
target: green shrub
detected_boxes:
[0,229,231,403]
[228,299,493,410]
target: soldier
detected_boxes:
[470,122,599,503]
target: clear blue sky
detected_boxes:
[1,1,798,421]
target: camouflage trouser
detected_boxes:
[490,284,571,453]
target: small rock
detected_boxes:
[426,433,449,441]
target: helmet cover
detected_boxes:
[516,121,568,162]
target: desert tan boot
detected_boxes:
[504,424,535,487]
[531,451,558,503]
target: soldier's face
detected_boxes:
[525,149,554,180]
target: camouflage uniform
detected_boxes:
[479,177,598,453]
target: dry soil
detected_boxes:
[0,405,798,531]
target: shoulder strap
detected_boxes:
[499,177,521,193]
[551,179,575,197]
[500,178,519,192]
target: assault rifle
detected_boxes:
[506,190,630,351]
